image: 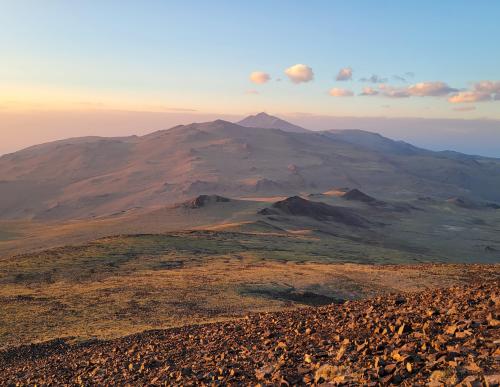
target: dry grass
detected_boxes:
[1,231,498,349]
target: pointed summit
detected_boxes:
[237,112,310,133]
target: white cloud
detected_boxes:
[377,81,457,99]
[446,80,500,104]
[329,88,354,97]
[249,71,271,84]
[379,84,410,98]
[473,80,500,93]
[359,87,379,96]
[336,67,352,81]
[407,81,457,96]
[284,64,314,83]
[448,91,492,103]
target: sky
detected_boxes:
[1,1,500,156]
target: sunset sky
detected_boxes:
[1,1,499,155]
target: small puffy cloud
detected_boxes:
[453,106,476,112]
[249,71,271,84]
[329,87,354,97]
[473,80,500,93]
[284,64,314,83]
[495,93,500,100]
[336,67,352,81]
[359,74,387,83]
[448,91,492,103]
[359,87,379,96]
[245,89,260,95]
[407,81,457,96]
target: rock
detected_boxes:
[255,365,274,380]
[458,375,484,387]
[182,195,231,209]
[445,325,458,335]
[314,364,339,383]
[1,281,498,386]
[484,374,500,387]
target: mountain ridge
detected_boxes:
[1,114,499,220]
[237,112,310,133]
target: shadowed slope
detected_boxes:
[341,188,380,204]
[259,196,369,227]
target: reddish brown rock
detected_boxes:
[0,281,498,385]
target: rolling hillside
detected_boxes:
[1,114,499,220]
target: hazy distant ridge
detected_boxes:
[1,113,499,220]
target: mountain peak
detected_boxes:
[237,113,310,133]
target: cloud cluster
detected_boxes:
[369,81,457,99]
[329,88,354,97]
[448,91,491,103]
[407,82,457,96]
[285,64,314,84]
[378,84,410,98]
[474,80,500,93]
[448,80,500,103]
[249,71,271,84]
[336,67,352,81]
[247,66,499,108]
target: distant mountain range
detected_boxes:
[1,113,499,220]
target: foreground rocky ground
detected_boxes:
[1,281,499,386]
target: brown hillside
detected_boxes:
[1,117,500,220]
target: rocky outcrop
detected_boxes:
[1,281,498,385]
[259,196,369,227]
[181,195,231,209]
[341,188,380,204]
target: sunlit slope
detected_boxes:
[1,117,500,220]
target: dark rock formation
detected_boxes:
[259,196,368,227]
